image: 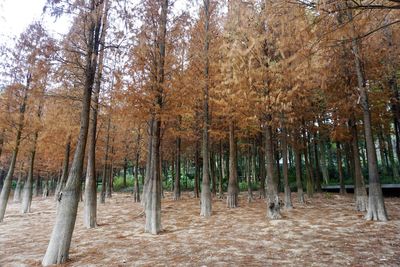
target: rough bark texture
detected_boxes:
[386,134,399,181]
[42,1,102,264]
[200,0,212,217]
[265,125,281,219]
[227,122,239,208]
[294,145,305,204]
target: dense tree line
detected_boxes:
[0,0,399,265]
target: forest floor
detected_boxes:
[0,191,399,266]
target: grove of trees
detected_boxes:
[0,0,399,265]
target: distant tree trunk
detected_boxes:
[313,133,322,192]
[13,162,24,203]
[281,124,292,209]
[0,73,29,222]
[200,0,212,217]
[123,158,128,188]
[336,142,345,194]
[303,128,314,198]
[173,137,181,200]
[133,128,142,203]
[258,132,266,199]
[386,133,399,181]
[227,121,239,208]
[265,124,281,219]
[210,150,217,197]
[194,141,200,198]
[246,140,253,202]
[294,143,304,204]
[218,141,224,198]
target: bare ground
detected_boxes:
[0,192,399,267]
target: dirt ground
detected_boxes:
[0,191,399,267]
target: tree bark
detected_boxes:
[281,124,292,209]
[218,140,224,198]
[55,136,71,201]
[133,128,142,203]
[346,5,387,221]
[13,162,24,203]
[258,132,266,199]
[336,142,346,194]
[294,142,304,204]
[200,0,212,217]
[194,141,200,198]
[42,1,102,264]
[173,137,181,200]
[349,118,368,211]
[265,125,281,219]
[227,121,239,208]
[386,133,399,181]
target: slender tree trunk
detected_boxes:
[265,125,281,219]
[336,142,345,194]
[386,133,399,181]
[303,129,314,198]
[0,74,29,222]
[200,0,212,217]
[246,141,253,202]
[218,140,224,198]
[227,121,239,208]
[294,143,304,204]
[194,141,200,198]
[281,124,292,209]
[173,137,181,200]
[133,128,142,203]
[210,150,217,197]
[313,133,322,192]
[13,162,24,203]
[258,132,266,199]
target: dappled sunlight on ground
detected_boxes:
[0,191,399,266]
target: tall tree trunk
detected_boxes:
[294,142,304,204]
[42,2,103,264]
[313,133,322,192]
[336,142,345,194]
[258,132,266,199]
[0,73,29,222]
[319,138,329,184]
[173,137,181,200]
[133,128,142,203]
[218,140,224,198]
[265,125,281,219]
[303,128,314,198]
[144,0,168,234]
[210,150,217,197]
[83,0,109,229]
[194,141,200,198]
[346,6,387,221]
[281,124,292,209]
[227,121,239,208]
[246,140,253,202]
[100,118,111,204]
[200,0,212,217]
